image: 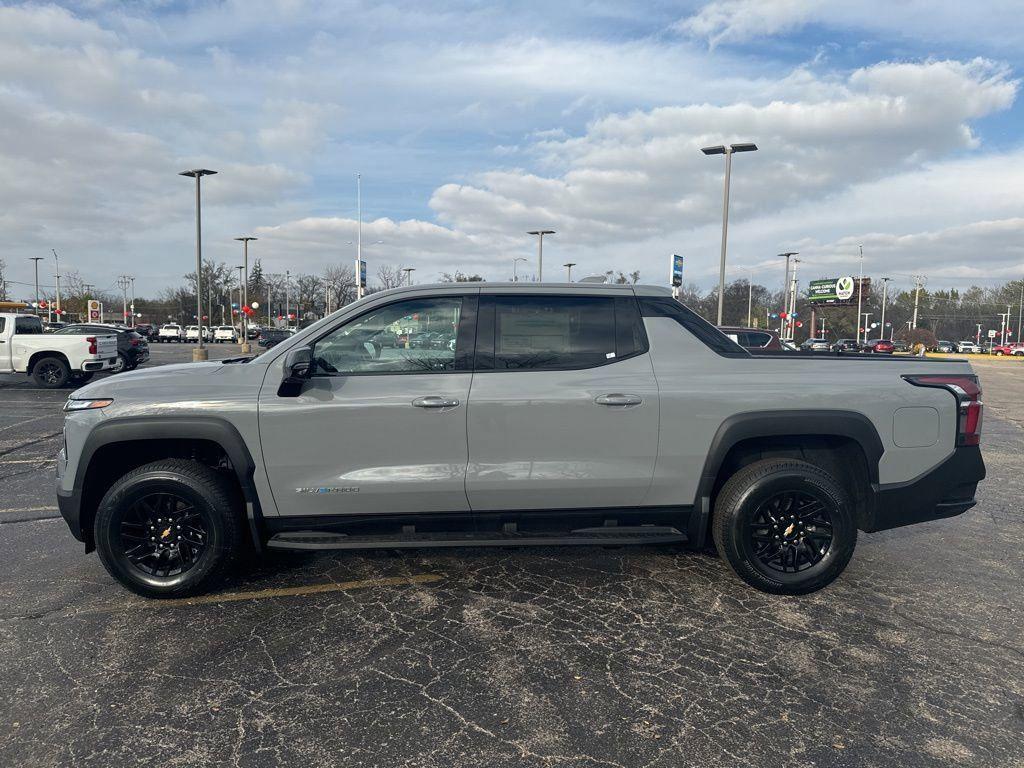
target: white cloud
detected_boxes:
[427,59,1017,247]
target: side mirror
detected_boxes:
[278,345,313,397]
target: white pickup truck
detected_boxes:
[0,313,117,388]
[157,324,184,343]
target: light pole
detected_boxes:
[1017,276,1023,348]
[129,277,136,326]
[285,269,291,329]
[402,267,415,286]
[778,252,797,336]
[513,257,528,282]
[787,258,801,340]
[236,266,244,337]
[878,277,890,340]
[861,313,872,343]
[563,262,577,282]
[28,257,42,313]
[855,244,864,346]
[234,237,256,352]
[52,249,61,322]
[702,142,758,325]
[179,168,217,361]
[527,230,555,281]
[117,275,131,326]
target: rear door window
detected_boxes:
[477,294,647,371]
[14,316,43,334]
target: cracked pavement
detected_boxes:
[1,349,1022,767]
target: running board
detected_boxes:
[267,525,687,551]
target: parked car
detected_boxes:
[256,328,295,348]
[54,324,149,373]
[718,326,783,351]
[862,339,895,355]
[799,338,831,352]
[0,312,116,387]
[213,326,238,343]
[132,323,159,342]
[184,325,210,342]
[892,340,910,353]
[246,325,261,340]
[957,341,981,354]
[57,283,985,599]
[832,338,860,352]
[935,340,956,354]
[158,324,184,343]
[42,321,67,333]
[992,342,1024,356]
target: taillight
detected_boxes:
[903,374,983,446]
[86,336,97,355]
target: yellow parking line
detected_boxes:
[0,505,58,514]
[149,573,444,607]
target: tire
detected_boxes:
[995,351,1004,356]
[111,353,128,374]
[712,458,857,595]
[31,356,70,388]
[94,459,245,598]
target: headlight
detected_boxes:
[63,398,113,412]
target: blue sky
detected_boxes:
[1,0,1022,297]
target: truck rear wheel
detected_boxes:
[31,356,70,388]
[94,459,244,598]
[712,458,856,595]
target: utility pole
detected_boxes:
[527,230,555,281]
[855,244,864,346]
[117,275,131,326]
[28,257,43,314]
[747,272,753,327]
[778,253,797,336]
[787,258,801,340]
[878,277,890,340]
[911,274,925,329]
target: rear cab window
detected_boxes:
[14,316,44,335]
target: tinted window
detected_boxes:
[484,295,616,370]
[0,318,5,333]
[313,296,464,375]
[14,316,43,335]
[737,331,771,347]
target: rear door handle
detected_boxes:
[595,393,643,407]
[412,395,460,409]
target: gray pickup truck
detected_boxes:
[56,283,985,598]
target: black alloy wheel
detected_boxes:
[117,492,209,578]
[745,489,834,574]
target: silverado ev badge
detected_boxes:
[296,487,360,494]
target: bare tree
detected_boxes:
[604,270,641,285]
[295,273,325,321]
[0,258,7,300]
[376,264,404,290]
[440,271,485,282]
[323,264,356,310]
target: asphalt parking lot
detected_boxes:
[1,348,1022,767]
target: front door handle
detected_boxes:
[412,395,460,409]
[595,393,643,407]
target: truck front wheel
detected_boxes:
[94,459,244,598]
[31,356,70,388]
[712,458,856,595]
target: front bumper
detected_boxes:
[865,445,986,532]
[56,486,86,544]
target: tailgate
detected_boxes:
[95,334,117,358]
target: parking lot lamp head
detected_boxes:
[179,169,216,359]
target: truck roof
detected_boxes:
[364,282,673,300]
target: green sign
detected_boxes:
[808,276,867,306]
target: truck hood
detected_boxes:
[71,360,267,405]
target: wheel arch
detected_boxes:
[72,417,264,554]
[28,350,70,374]
[688,410,883,544]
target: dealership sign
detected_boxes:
[808,276,870,306]
[670,254,684,287]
